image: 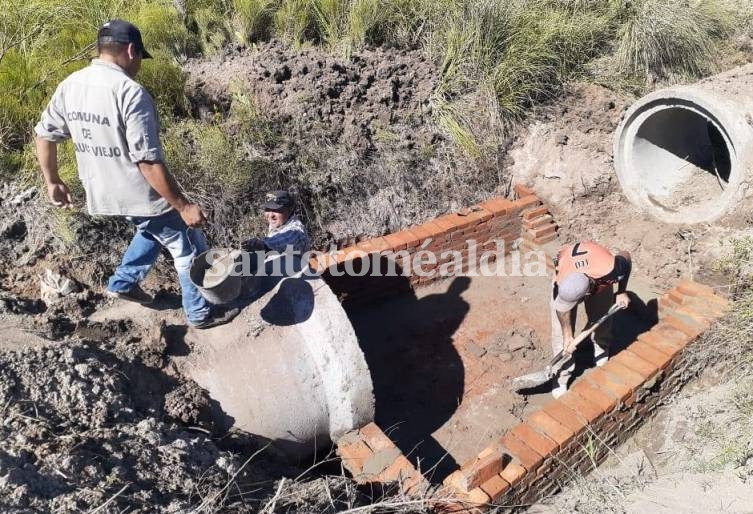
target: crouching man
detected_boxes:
[241,191,310,255]
[550,241,632,398]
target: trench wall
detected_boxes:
[311,184,557,307]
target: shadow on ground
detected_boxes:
[346,276,470,483]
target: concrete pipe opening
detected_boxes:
[614,64,753,223]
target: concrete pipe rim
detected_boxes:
[614,91,741,224]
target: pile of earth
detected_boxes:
[184,40,508,246]
[0,301,374,513]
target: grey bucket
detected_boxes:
[189,248,243,304]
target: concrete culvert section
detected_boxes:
[614,64,753,223]
[180,255,375,458]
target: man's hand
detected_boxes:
[615,292,630,310]
[563,335,578,356]
[47,181,73,208]
[178,203,206,227]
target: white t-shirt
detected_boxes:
[35,59,171,217]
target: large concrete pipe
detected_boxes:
[182,254,375,457]
[614,64,753,223]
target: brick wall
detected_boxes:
[312,185,557,307]
[439,279,730,510]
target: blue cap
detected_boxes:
[97,19,152,59]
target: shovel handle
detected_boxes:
[549,303,623,367]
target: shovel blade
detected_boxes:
[511,369,553,392]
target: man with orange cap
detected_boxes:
[550,241,632,398]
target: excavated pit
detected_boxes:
[341,260,658,481]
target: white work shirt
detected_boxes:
[35,59,171,217]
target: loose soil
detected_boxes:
[184,40,506,247]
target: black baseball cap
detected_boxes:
[263,191,294,211]
[97,19,152,59]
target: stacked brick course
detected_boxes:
[312,185,550,307]
[440,279,729,509]
[336,422,428,495]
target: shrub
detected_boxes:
[613,0,737,82]
[231,0,278,43]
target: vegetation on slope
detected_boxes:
[0,0,749,249]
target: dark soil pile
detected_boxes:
[185,41,507,246]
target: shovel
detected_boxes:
[512,304,624,392]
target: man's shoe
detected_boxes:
[192,307,241,330]
[594,348,609,368]
[551,381,568,399]
[106,284,154,305]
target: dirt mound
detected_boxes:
[0,317,289,512]
[187,41,437,157]
[184,41,505,245]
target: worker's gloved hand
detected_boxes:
[615,292,630,310]
[241,238,266,253]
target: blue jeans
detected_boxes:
[107,209,211,325]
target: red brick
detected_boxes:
[499,460,526,486]
[526,224,556,239]
[472,207,495,222]
[337,439,373,474]
[377,455,418,483]
[457,452,503,491]
[357,236,391,254]
[479,474,511,500]
[523,206,550,221]
[514,183,536,197]
[585,368,631,402]
[456,208,489,225]
[408,225,435,242]
[359,423,396,451]
[570,377,617,412]
[612,349,659,379]
[524,214,554,229]
[601,359,646,392]
[394,230,421,249]
[479,197,513,216]
[511,195,542,214]
[628,340,674,369]
[509,423,558,458]
[466,487,491,507]
[535,232,558,245]
[683,296,730,317]
[676,279,716,298]
[653,324,691,344]
[500,433,544,471]
[638,330,686,358]
[557,389,603,423]
[438,214,474,231]
[542,401,588,436]
[667,289,685,305]
[527,411,575,447]
[675,305,714,327]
